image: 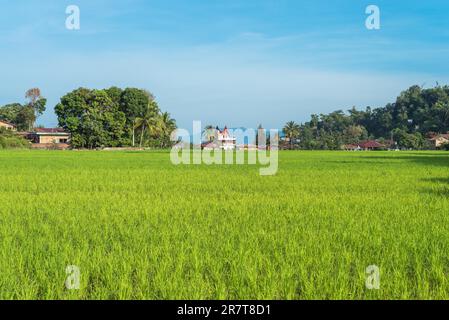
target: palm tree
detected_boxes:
[160,112,177,147]
[283,121,301,149]
[134,101,162,147]
[203,124,215,142]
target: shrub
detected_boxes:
[0,129,30,149]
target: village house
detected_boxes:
[343,140,385,151]
[0,119,17,131]
[1,119,70,149]
[359,140,385,151]
[343,143,362,151]
[428,133,449,149]
[202,126,236,150]
[27,128,71,149]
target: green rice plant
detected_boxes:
[0,150,448,299]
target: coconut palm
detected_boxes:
[160,112,177,147]
[203,124,216,142]
[283,121,301,149]
[134,101,162,147]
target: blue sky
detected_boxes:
[1,0,449,129]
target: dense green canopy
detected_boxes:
[285,85,449,150]
[55,87,176,149]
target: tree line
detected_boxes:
[283,85,449,150]
[3,84,448,151]
[0,87,177,149]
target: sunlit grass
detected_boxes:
[0,150,448,299]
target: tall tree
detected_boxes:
[55,88,126,148]
[120,88,154,146]
[283,121,301,149]
[203,124,215,142]
[134,101,161,147]
[25,88,46,130]
[160,112,177,147]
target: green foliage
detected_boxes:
[25,88,47,129]
[55,87,176,149]
[104,86,123,105]
[282,121,301,149]
[55,88,127,149]
[343,125,368,144]
[0,88,47,131]
[291,85,449,150]
[0,103,33,131]
[159,112,177,148]
[392,129,426,150]
[0,128,29,149]
[0,103,21,123]
[120,88,153,121]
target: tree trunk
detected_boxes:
[140,124,145,147]
[132,127,135,147]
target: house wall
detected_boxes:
[0,122,16,131]
[435,137,449,148]
[38,135,70,144]
[428,137,449,149]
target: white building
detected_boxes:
[0,120,17,131]
[202,126,236,150]
[217,127,236,150]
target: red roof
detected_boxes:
[429,134,449,141]
[359,140,384,148]
[34,128,67,133]
[201,142,219,148]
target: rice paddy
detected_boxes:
[0,150,448,299]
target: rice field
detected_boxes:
[0,150,448,300]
